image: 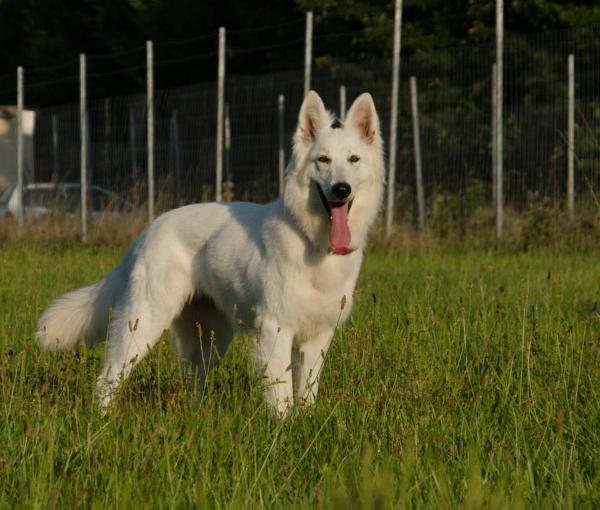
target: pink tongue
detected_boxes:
[329,203,351,254]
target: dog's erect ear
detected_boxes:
[346,93,380,145]
[295,91,330,145]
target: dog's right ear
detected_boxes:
[294,91,330,147]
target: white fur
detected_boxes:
[36,91,385,416]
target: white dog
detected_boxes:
[36,91,385,416]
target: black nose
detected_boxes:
[331,182,352,200]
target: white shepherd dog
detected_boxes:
[37,91,385,416]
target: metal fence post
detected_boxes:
[146,40,155,221]
[385,0,403,239]
[567,53,575,220]
[80,54,88,243]
[491,63,497,210]
[339,85,346,121]
[278,94,285,196]
[495,0,504,238]
[410,76,425,231]
[16,66,24,231]
[216,27,225,202]
[304,12,313,96]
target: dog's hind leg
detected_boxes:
[96,264,193,411]
[170,295,233,391]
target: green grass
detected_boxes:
[1,242,599,508]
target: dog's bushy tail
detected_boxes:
[36,267,123,351]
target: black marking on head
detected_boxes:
[331,118,343,129]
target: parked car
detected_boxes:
[0,182,133,220]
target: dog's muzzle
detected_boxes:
[314,181,355,255]
[314,181,354,222]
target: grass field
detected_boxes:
[0,241,598,508]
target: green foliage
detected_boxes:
[427,179,492,241]
[299,0,600,60]
[4,0,600,77]
[1,242,599,507]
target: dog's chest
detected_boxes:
[279,256,359,331]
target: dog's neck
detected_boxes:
[282,177,332,255]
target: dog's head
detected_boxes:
[284,91,385,255]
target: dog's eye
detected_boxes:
[348,155,360,163]
[317,156,331,164]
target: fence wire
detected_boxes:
[1,25,599,235]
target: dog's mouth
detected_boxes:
[314,182,354,255]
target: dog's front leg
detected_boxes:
[253,318,295,418]
[295,330,334,407]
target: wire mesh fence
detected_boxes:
[1,24,599,239]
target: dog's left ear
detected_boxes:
[346,93,380,145]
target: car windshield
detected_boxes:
[23,187,81,213]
